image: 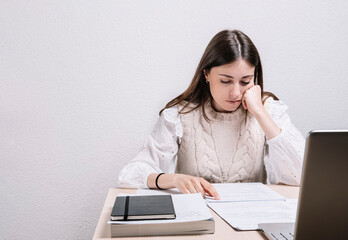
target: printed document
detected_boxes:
[207,183,297,230]
[206,182,285,202]
[208,198,297,230]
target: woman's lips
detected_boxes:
[226,100,241,104]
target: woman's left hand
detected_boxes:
[242,84,264,116]
[242,84,282,140]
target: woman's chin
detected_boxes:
[212,100,241,113]
[222,103,242,112]
[218,104,240,113]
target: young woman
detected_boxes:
[118,30,305,200]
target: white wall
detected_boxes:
[1,0,347,239]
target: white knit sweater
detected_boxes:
[177,101,265,183]
[118,98,305,188]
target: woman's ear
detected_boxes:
[203,69,209,79]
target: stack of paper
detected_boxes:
[206,183,298,230]
[108,193,215,237]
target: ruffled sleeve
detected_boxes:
[263,98,305,186]
[117,106,183,189]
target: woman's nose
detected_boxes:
[229,84,241,98]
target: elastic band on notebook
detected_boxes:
[155,173,165,190]
[124,196,129,220]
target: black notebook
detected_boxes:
[111,195,176,221]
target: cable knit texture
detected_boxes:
[176,101,266,183]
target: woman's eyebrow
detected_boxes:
[242,75,254,79]
[219,74,234,78]
[218,74,254,79]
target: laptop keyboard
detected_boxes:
[271,232,294,240]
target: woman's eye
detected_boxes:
[240,81,250,86]
[221,80,231,84]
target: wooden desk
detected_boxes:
[93,185,299,240]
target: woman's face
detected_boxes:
[204,59,255,112]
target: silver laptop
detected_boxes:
[259,130,348,240]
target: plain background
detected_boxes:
[1,0,347,239]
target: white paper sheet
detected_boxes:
[206,183,286,203]
[207,199,297,230]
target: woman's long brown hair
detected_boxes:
[159,30,277,120]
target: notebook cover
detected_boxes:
[111,195,175,220]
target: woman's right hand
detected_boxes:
[173,174,220,200]
[148,173,220,200]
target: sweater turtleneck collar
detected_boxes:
[204,100,246,123]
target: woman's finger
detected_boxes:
[192,179,206,197]
[185,181,198,194]
[242,98,248,110]
[200,178,220,200]
[177,184,190,194]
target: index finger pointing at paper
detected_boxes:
[200,178,220,200]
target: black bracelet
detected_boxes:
[155,173,165,190]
